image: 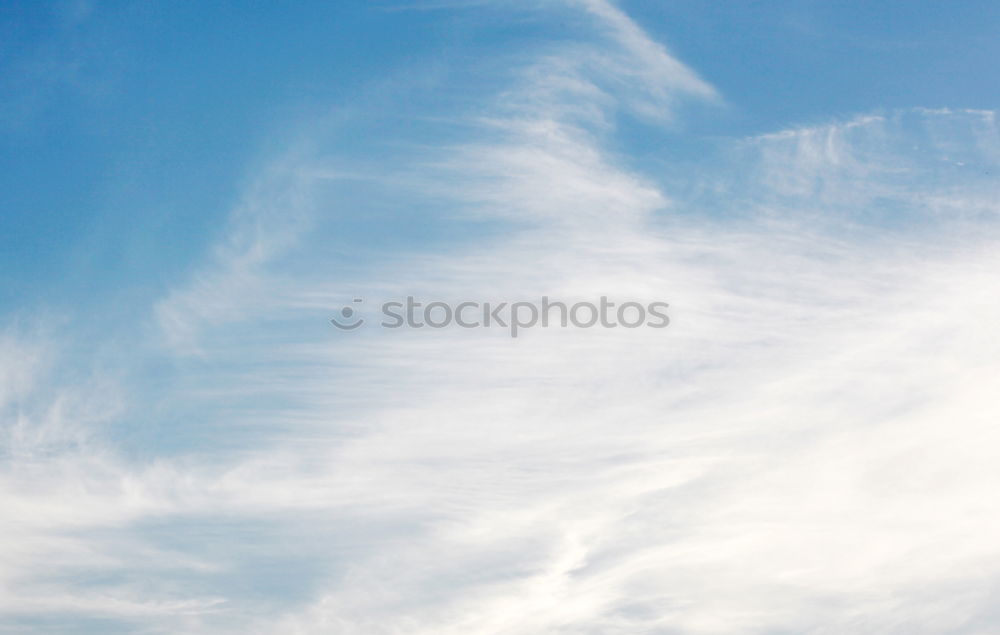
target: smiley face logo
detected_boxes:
[331,298,365,330]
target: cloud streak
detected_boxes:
[3,1,1000,633]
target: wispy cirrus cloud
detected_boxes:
[3,1,1000,633]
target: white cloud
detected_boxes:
[4,2,1000,633]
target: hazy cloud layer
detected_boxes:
[3,1,1000,633]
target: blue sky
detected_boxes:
[4,0,998,309]
[3,1,1000,632]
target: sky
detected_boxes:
[2,1,1000,632]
